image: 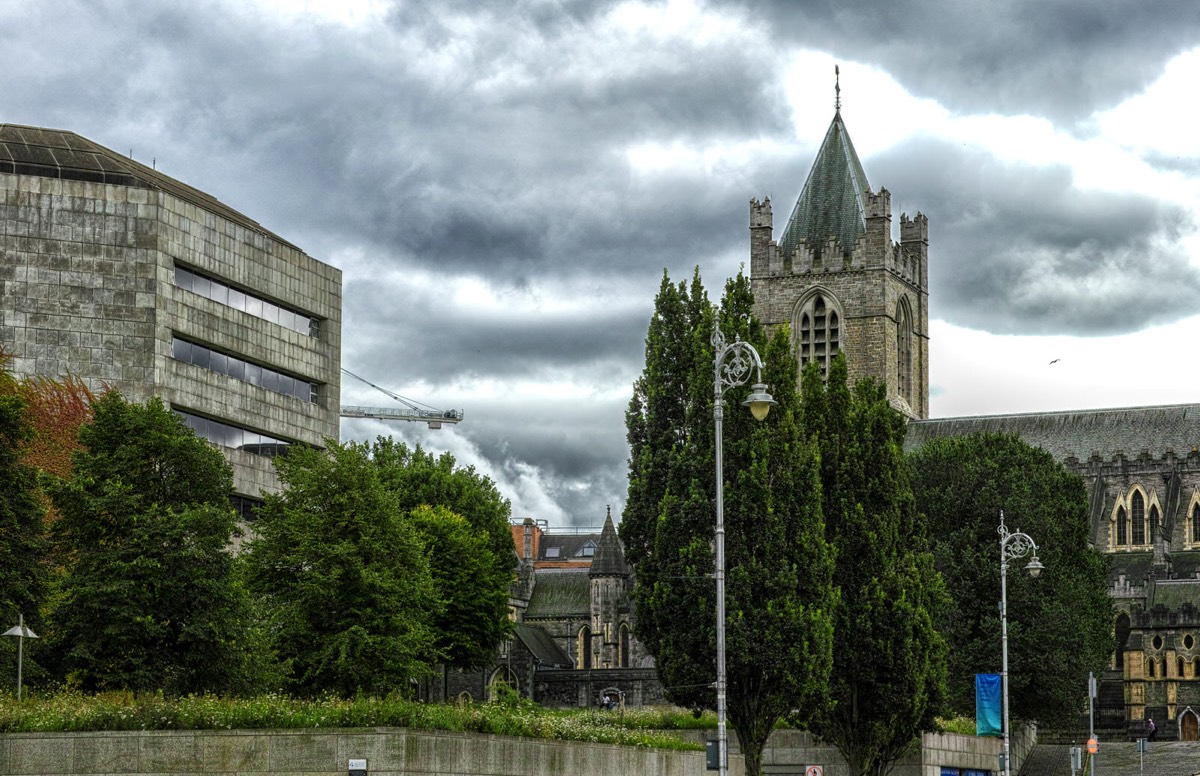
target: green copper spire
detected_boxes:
[778,107,872,259]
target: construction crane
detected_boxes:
[339,368,464,429]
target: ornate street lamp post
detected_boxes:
[712,328,776,776]
[999,510,1044,776]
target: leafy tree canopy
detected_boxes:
[243,441,439,696]
[908,432,1112,727]
[367,437,515,669]
[368,437,514,570]
[45,393,258,696]
[408,503,513,670]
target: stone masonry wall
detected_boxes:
[0,170,342,499]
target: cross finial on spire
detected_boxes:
[835,64,841,111]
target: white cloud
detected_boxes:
[1096,46,1200,159]
[929,316,1200,419]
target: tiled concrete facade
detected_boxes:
[0,126,341,500]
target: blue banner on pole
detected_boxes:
[976,674,1002,736]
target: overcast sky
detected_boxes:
[5,0,1200,527]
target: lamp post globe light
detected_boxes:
[998,510,1043,776]
[712,328,776,776]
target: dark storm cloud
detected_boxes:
[8,0,1198,524]
[735,0,1200,123]
[343,275,651,383]
[871,139,1200,334]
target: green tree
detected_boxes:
[408,503,512,671]
[243,441,438,696]
[45,393,258,695]
[624,270,835,776]
[0,357,50,688]
[367,438,515,669]
[908,432,1112,727]
[802,355,949,776]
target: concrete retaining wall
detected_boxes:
[753,724,1035,775]
[0,728,717,776]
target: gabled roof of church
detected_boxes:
[906,403,1200,462]
[525,569,590,619]
[0,123,296,249]
[513,623,574,668]
[778,110,871,258]
[590,508,629,578]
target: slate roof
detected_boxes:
[590,511,629,577]
[513,623,573,668]
[0,123,296,249]
[538,533,599,561]
[1153,578,1200,609]
[906,404,1200,462]
[524,569,590,619]
[778,111,871,258]
[1171,552,1200,580]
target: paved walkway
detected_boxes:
[1020,741,1200,776]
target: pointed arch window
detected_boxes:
[1193,503,1200,544]
[577,626,592,670]
[1132,492,1146,545]
[795,292,841,378]
[619,624,630,668]
[1148,657,1157,678]
[896,300,913,405]
[1117,506,1128,546]
[1150,505,1160,543]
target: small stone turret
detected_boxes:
[590,507,629,669]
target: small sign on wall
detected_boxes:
[348,758,367,776]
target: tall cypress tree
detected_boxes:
[803,355,948,776]
[624,270,834,776]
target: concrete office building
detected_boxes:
[0,123,341,508]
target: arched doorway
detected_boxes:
[1181,708,1199,741]
[487,666,519,701]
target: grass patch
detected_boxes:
[0,692,706,751]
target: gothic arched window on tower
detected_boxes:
[1117,506,1128,546]
[1132,492,1146,545]
[896,300,913,406]
[795,292,841,377]
[1150,505,1160,543]
[1192,503,1200,544]
[577,626,592,670]
[619,623,630,668]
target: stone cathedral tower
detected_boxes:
[749,99,929,418]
